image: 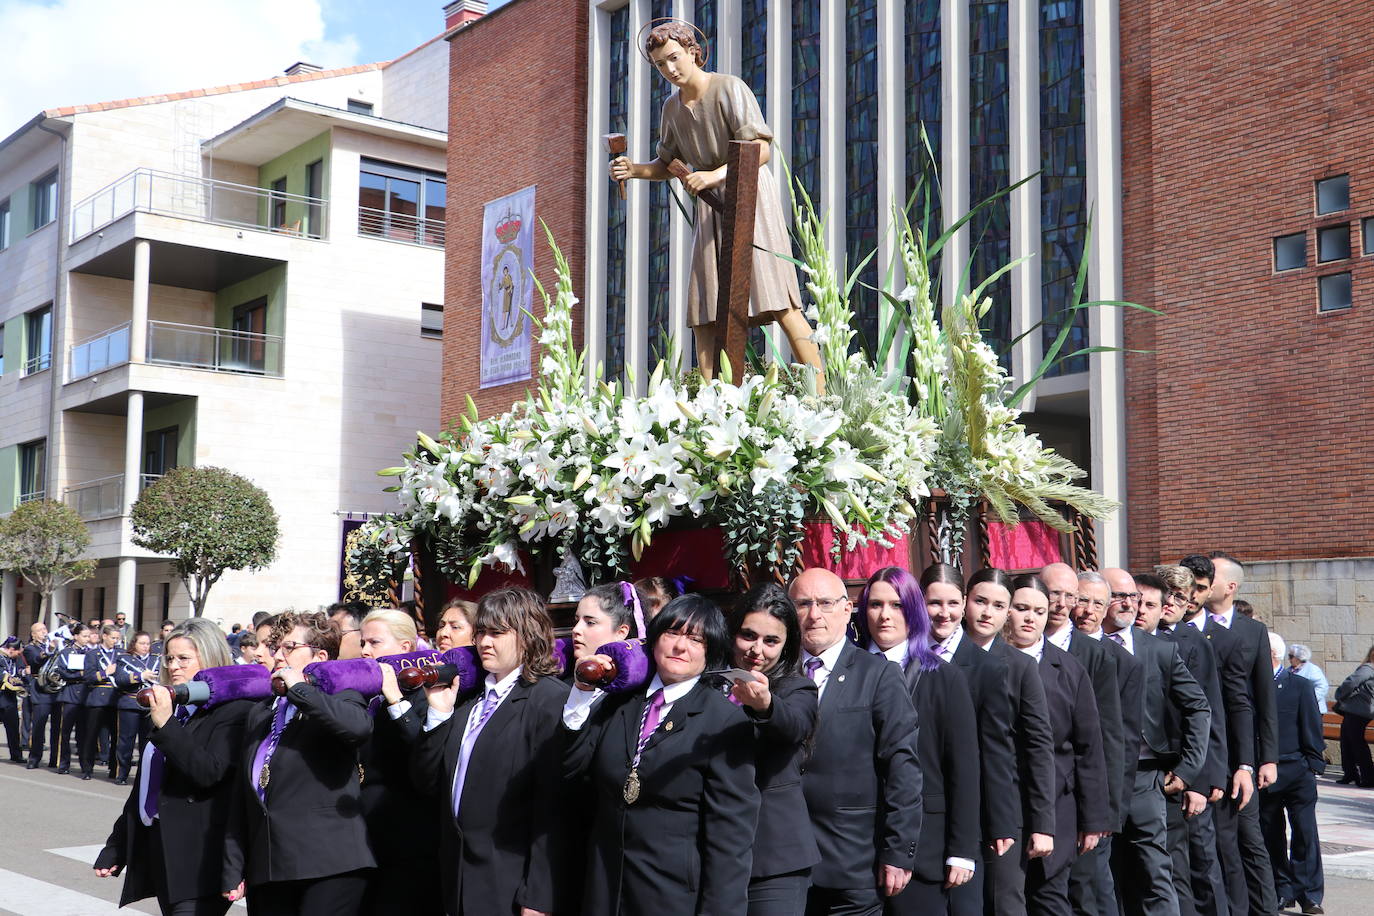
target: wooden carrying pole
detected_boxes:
[712,140,759,379]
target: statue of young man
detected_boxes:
[608,21,823,383]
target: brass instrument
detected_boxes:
[1,673,28,698]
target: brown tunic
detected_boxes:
[656,72,802,327]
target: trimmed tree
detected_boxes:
[131,466,280,617]
[0,499,98,629]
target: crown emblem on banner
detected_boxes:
[495,211,522,243]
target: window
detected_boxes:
[24,305,52,375]
[1318,224,1350,263]
[270,177,288,230]
[1318,272,1352,312]
[144,426,179,478]
[31,171,57,230]
[357,158,446,246]
[1364,217,1374,256]
[1316,175,1349,215]
[347,99,374,116]
[305,159,324,238]
[0,197,10,249]
[421,303,444,339]
[230,299,268,373]
[19,439,46,502]
[1273,232,1305,271]
[136,585,145,622]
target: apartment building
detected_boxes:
[0,21,461,636]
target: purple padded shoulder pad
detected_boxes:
[440,645,483,692]
[302,658,383,698]
[378,650,444,674]
[193,664,274,707]
[595,639,651,694]
[552,637,573,675]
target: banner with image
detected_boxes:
[480,185,536,388]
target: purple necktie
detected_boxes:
[1109,632,1125,647]
[1211,613,1227,627]
[140,706,190,824]
[637,689,666,752]
[804,658,823,681]
[453,688,501,817]
[251,699,292,802]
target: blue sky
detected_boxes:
[1,0,511,131]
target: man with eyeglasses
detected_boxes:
[1041,563,1126,916]
[327,601,368,660]
[790,567,923,916]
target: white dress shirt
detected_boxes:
[561,673,700,731]
[801,639,848,700]
[1018,638,1046,663]
[1106,625,1136,656]
[425,666,522,732]
[933,625,965,661]
[870,642,909,668]
[1046,623,1073,653]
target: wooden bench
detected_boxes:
[1321,705,1374,743]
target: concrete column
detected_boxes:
[116,557,138,627]
[941,0,971,306]
[819,1,844,263]
[117,389,145,623]
[583,2,610,390]
[876,0,903,370]
[130,239,150,363]
[1008,0,1042,410]
[1,571,15,641]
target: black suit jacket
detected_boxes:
[57,644,90,705]
[1131,630,1211,787]
[412,675,566,915]
[222,684,376,888]
[360,692,431,868]
[95,698,256,907]
[801,641,923,889]
[1064,629,1126,830]
[987,637,1057,838]
[740,674,821,879]
[1200,618,1257,770]
[1101,634,1144,816]
[84,647,120,708]
[1227,613,1280,766]
[565,679,760,916]
[904,658,981,881]
[951,637,1021,840]
[1038,642,1109,878]
[1158,624,1229,793]
[1273,670,1325,773]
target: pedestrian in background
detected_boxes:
[1333,646,1374,788]
[1287,645,1329,714]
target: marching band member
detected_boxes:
[22,621,60,769]
[56,622,97,775]
[857,567,981,914]
[725,584,820,915]
[112,631,159,785]
[82,624,124,780]
[0,636,25,762]
[412,587,566,916]
[564,593,760,915]
[222,611,375,915]
[356,609,441,915]
[93,618,256,916]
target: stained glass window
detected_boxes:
[846,0,879,354]
[605,5,629,381]
[1040,0,1087,375]
[694,0,717,67]
[905,0,941,296]
[647,0,674,370]
[969,0,1011,363]
[791,0,821,208]
[741,0,767,117]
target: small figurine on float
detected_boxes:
[608,19,823,383]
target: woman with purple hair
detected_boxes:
[857,566,982,914]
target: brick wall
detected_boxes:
[1121,0,1374,568]
[440,0,589,427]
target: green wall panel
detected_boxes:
[256,130,331,234]
[143,399,198,469]
[215,265,286,338]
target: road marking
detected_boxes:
[46,845,105,865]
[0,867,141,914]
[0,770,126,804]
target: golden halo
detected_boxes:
[635,16,712,69]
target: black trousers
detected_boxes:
[248,871,371,916]
[0,698,21,760]
[25,701,56,765]
[982,836,1029,916]
[1110,770,1178,916]
[1260,761,1324,906]
[749,869,812,916]
[80,704,118,776]
[886,875,947,915]
[57,701,84,768]
[1165,797,1228,916]
[1339,715,1373,786]
[1214,782,1277,916]
[115,708,150,779]
[1070,837,1117,916]
[148,821,232,916]
[1025,856,1073,916]
[805,883,882,916]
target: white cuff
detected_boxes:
[423,706,455,732]
[946,856,976,873]
[562,684,603,730]
[385,699,412,720]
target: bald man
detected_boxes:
[791,568,923,915]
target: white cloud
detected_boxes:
[0,0,362,131]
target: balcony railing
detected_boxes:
[358,206,445,248]
[67,321,283,381]
[18,490,46,504]
[65,474,162,521]
[70,168,329,242]
[147,321,284,377]
[69,322,131,379]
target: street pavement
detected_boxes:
[0,757,1371,913]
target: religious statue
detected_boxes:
[609,20,824,384]
[499,264,515,323]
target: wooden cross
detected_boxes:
[668,139,759,379]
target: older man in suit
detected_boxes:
[1260,632,1326,915]
[792,567,923,916]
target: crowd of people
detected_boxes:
[0,553,1370,916]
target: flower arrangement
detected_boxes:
[378,224,938,587]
